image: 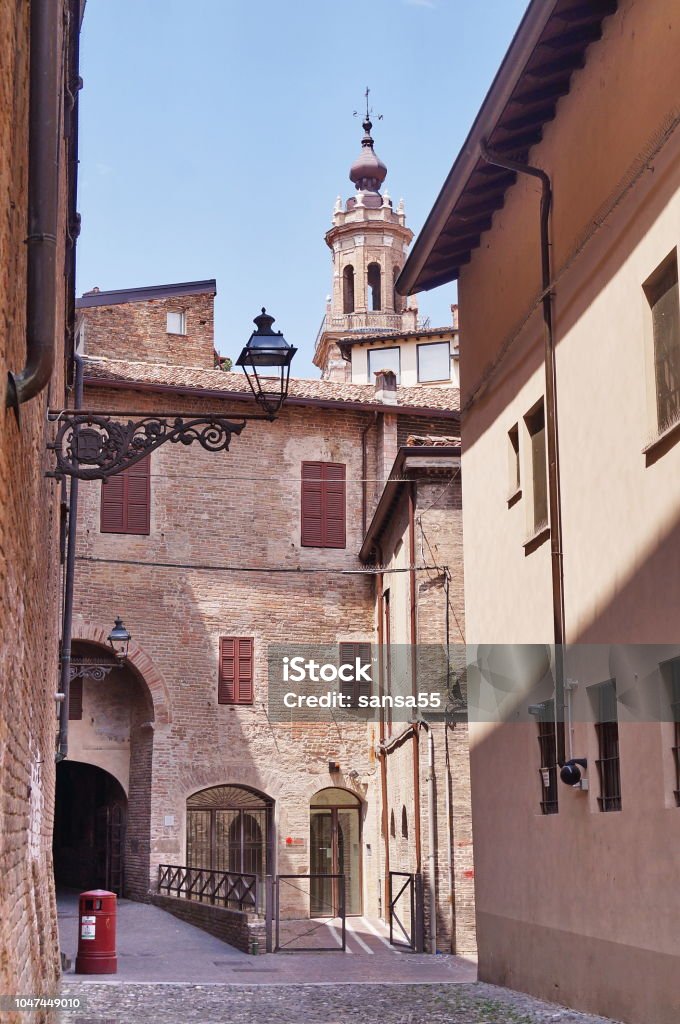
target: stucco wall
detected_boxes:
[455,1,680,1020]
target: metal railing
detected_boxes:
[158,864,260,913]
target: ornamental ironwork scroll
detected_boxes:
[69,657,122,682]
[47,409,249,480]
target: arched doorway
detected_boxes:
[53,761,127,894]
[186,785,273,880]
[309,787,362,917]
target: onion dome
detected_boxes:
[350,117,387,193]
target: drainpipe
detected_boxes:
[424,723,437,955]
[375,544,390,920]
[479,142,566,766]
[57,352,83,760]
[6,0,62,413]
[408,483,422,872]
[360,412,378,536]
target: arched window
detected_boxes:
[390,809,396,838]
[368,263,382,311]
[393,266,404,313]
[343,265,355,314]
[401,805,408,839]
[310,787,362,917]
[186,785,272,879]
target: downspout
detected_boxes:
[376,543,390,920]
[408,483,422,873]
[6,0,62,413]
[423,723,437,955]
[361,412,378,537]
[57,352,83,761]
[480,142,566,766]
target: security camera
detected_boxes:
[560,758,587,786]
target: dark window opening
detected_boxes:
[525,401,547,532]
[368,263,382,311]
[393,266,403,313]
[594,681,621,812]
[666,658,680,806]
[343,265,355,314]
[536,700,558,815]
[644,251,680,432]
[508,424,520,496]
[401,805,408,838]
[68,675,83,721]
[389,809,396,838]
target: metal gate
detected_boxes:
[275,874,346,951]
[388,871,424,951]
[94,802,125,894]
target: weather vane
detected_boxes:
[354,87,383,125]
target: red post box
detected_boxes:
[75,889,117,974]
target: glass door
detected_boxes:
[310,809,334,916]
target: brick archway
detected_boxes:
[72,617,172,725]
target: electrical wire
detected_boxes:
[75,555,448,575]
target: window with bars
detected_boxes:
[301,461,346,548]
[186,786,270,878]
[338,642,372,707]
[644,251,680,433]
[536,701,558,815]
[594,681,621,812]
[100,457,150,535]
[218,637,254,705]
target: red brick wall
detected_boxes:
[81,290,216,369]
[0,1,73,1016]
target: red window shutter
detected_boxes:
[101,457,150,535]
[339,642,372,706]
[323,463,346,548]
[68,676,83,720]
[219,637,254,705]
[301,461,346,548]
[301,462,324,546]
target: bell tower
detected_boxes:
[314,96,418,380]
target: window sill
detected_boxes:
[507,487,522,509]
[642,418,680,465]
[523,524,550,555]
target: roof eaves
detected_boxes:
[397,0,618,295]
[359,445,461,562]
[76,279,217,308]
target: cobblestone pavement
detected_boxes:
[58,981,623,1024]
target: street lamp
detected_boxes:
[236,308,297,418]
[107,616,131,660]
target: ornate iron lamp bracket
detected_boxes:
[46,409,252,480]
[69,657,122,682]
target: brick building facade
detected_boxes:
[60,275,474,952]
[0,1,83,1017]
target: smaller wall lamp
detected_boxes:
[107,616,131,660]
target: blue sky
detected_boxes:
[78,0,528,376]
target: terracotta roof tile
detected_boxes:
[82,356,460,414]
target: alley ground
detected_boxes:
[56,894,622,1024]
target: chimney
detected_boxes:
[451,303,459,330]
[374,368,398,405]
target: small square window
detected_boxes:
[167,311,186,335]
[368,346,400,385]
[417,341,451,383]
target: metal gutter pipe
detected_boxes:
[375,545,390,920]
[408,483,423,873]
[57,352,83,760]
[479,141,566,766]
[7,0,62,412]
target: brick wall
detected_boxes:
[151,894,266,953]
[80,290,216,368]
[0,1,75,1017]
